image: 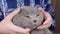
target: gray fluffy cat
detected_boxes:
[12,6,52,34]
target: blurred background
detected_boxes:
[51,0,60,33]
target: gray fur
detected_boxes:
[12,6,52,34]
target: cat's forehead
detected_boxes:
[20,6,38,15]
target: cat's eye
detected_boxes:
[36,14,40,17]
[25,16,30,18]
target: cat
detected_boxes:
[12,6,52,34]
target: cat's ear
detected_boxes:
[18,8,27,14]
[18,8,22,14]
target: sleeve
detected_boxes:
[44,0,56,31]
[0,0,4,21]
[0,8,4,21]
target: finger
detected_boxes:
[38,7,44,15]
[26,33,29,34]
[37,24,48,29]
[38,7,44,11]
[10,25,30,34]
[6,7,20,20]
[37,25,45,29]
[37,22,52,30]
[43,12,52,25]
[43,18,52,25]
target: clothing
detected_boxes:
[0,0,56,31]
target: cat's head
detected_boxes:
[12,6,44,29]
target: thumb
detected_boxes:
[10,25,31,34]
[38,7,44,13]
[6,8,20,20]
[38,7,43,11]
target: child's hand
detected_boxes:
[37,7,52,29]
[0,8,31,34]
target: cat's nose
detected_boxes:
[33,20,37,22]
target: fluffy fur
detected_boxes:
[12,6,52,34]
